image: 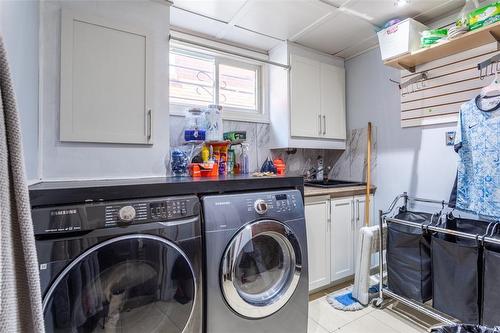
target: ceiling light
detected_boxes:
[395,0,410,7]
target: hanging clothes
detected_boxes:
[450,95,500,219]
[0,37,45,332]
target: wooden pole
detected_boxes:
[365,122,372,226]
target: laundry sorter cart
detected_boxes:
[374,193,500,327]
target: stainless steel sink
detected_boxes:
[304,179,366,188]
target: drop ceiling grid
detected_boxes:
[170,0,470,58]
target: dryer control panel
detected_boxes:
[32,195,200,235]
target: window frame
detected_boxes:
[169,42,269,124]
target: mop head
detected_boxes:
[326,285,379,311]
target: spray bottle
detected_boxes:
[240,143,249,174]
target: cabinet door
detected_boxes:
[353,195,376,270]
[305,197,331,291]
[330,197,354,281]
[320,63,346,140]
[60,10,152,144]
[290,54,321,138]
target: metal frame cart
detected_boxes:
[374,192,500,326]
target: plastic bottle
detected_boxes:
[240,143,249,174]
[316,156,324,181]
[205,104,223,141]
[227,149,235,175]
[201,145,209,162]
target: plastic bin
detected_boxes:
[432,217,492,325]
[431,324,500,333]
[387,209,434,303]
[377,18,428,60]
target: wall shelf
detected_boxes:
[384,21,500,72]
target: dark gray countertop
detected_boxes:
[29,175,304,207]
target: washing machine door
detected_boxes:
[221,220,302,318]
[42,234,196,333]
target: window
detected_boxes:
[169,44,266,122]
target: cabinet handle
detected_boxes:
[318,115,322,135]
[355,199,360,222]
[323,115,326,135]
[147,109,152,141]
[351,201,355,225]
[328,200,332,225]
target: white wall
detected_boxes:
[0,1,39,182]
[345,48,458,213]
[39,1,170,180]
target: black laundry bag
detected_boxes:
[481,233,500,327]
[432,217,492,325]
[431,324,500,333]
[387,209,433,303]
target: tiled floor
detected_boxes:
[308,287,431,333]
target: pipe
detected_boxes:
[169,35,290,70]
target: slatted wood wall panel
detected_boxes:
[400,42,499,128]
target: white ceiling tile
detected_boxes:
[296,12,376,55]
[413,0,466,24]
[172,0,247,22]
[170,6,227,36]
[222,26,282,51]
[235,0,333,40]
[335,35,379,58]
[343,0,464,27]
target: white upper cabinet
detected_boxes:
[290,54,321,138]
[289,55,346,141]
[321,63,346,140]
[60,10,153,144]
[269,42,346,150]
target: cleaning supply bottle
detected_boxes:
[201,145,209,162]
[316,155,324,181]
[240,143,249,174]
[227,149,235,175]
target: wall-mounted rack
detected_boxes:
[478,52,500,79]
[390,71,428,95]
[384,21,500,73]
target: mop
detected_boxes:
[327,122,385,311]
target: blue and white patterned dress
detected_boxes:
[454,96,500,219]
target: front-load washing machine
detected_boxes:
[32,195,202,333]
[202,189,308,333]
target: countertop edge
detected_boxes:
[304,185,377,198]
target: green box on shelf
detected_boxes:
[468,2,500,31]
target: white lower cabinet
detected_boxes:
[330,197,354,281]
[305,194,375,292]
[305,196,331,291]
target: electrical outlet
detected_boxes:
[446,131,456,146]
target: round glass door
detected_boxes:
[221,220,302,318]
[43,235,196,333]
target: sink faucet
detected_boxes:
[304,165,332,181]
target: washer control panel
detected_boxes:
[274,193,298,213]
[32,195,200,235]
[246,192,299,215]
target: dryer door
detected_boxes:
[42,234,196,333]
[221,220,302,318]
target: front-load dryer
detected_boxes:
[33,195,202,333]
[202,189,308,333]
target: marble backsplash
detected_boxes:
[169,115,376,181]
[330,126,378,182]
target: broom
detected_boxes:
[327,122,374,311]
